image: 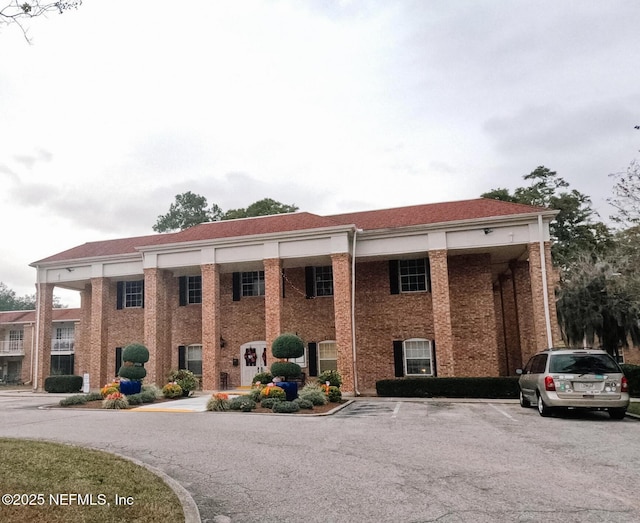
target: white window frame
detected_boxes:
[125,280,144,308]
[403,338,433,376]
[318,340,337,374]
[53,326,75,352]
[241,271,265,297]
[186,344,203,376]
[399,259,429,293]
[314,266,334,296]
[9,329,23,352]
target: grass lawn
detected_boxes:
[0,438,184,523]
[627,402,640,416]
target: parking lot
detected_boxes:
[0,394,638,522]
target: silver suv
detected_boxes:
[518,348,629,419]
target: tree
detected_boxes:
[0,281,64,310]
[482,166,612,269]
[222,198,299,220]
[1,1,81,41]
[556,251,640,359]
[608,160,640,227]
[153,192,223,233]
[153,194,298,232]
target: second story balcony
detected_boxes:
[0,340,25,356]
[52,339,75,352]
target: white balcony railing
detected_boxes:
[52,340,75,352]
[0,341,25,355]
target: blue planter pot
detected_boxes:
[119,380,142,395]
[278,381,298,401]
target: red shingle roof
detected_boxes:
[0,308,81,324]
[32,199,548,265]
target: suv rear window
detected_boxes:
[549,354,620,374]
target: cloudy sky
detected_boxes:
[1,0,639,307]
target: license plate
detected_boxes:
[574,382,599,391]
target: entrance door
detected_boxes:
[240,341,268,386]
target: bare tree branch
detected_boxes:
[1,1,81,42]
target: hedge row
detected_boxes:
[376,377,520,398]
[44,375,83,393]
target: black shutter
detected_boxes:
[116,282,124,309]
[178,346,186,370]
[389,260,400,295]
[305,266,315,299]
[431,339,437,377]
[393,340,404,377]
[308,342,318,376]
[232,272,241,301]
[281,269,286,298]
[115,347,122,377]
[425,258,432,292]
[179,276,187,306]
[69,354,75,375]
[141,280,145,308]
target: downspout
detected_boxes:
[33,266,40,392]
[538,214,553,348]
[24,320,35,386]
[351,228,362,396]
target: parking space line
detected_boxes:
[391,402,401,418]
[488,403,517,421]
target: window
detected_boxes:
[117,280,144,309]
[403,339,433,376]
[399,259,429,292]
[318,341,337,373]
[53,326,74,351]
[242,271,265,297]
[187,276,202,304]
[51,354,74,375]
[186,344,203,376]
[305,266,333,298]
[9,330,23,352]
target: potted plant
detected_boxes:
[117,343,149,395]
[270,333,304,401]
[168,369,198,397]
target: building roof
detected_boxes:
[0,308,81,325]
[32,198,549,265]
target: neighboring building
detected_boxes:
[29,198,565,394]
[0,308,80,385]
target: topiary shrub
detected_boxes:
[44,375,83,393]
[272,401,300,414]
[270,333,303,380]
[318,370,343,388]
[229,396,257,412]
[260,397,282,409]
[118,343,149,384]
[299,384,328,406]
[327,386,342,403]
[293,398,314,410]
[252,372,274,386]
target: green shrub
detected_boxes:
[299,384,328,406]
[270,362,302,380]
[247,388,263,402]
[293,398,314,410]
[207,394,231,411]
[375,377,520,398]
[162,383,183,398]
[260,398,282,409]
[102,392,129,409]
[168,369,199,393]
[118,365,146,381]
[59,394,88,406]
[272,333,305,359]
[126,393,144,406]
[229,396,257,412]
[140,389,158,403]
[44,375,83,393]
[621,364,640,397]
[118,343,149,381]
[252,372,273,385]
[142,384,162,399]
[327,386,342,403]
[272,401,300,413]
[260,385,286,400]
[86,392,102,401]
[318,370,342,388]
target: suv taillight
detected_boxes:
[622,376,629,393]
[544,376,556,391]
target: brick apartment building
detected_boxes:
[0,308,80,385]
[28,198,565,394]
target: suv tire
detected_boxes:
[519,390,530,408]
[537,394,553,417]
